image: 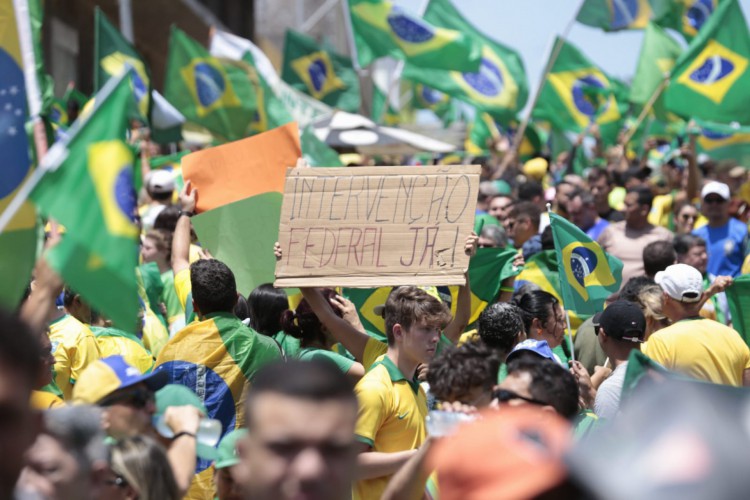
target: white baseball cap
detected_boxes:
[146,170,175,194]
[655,264,703,303]
[701,181,730,201]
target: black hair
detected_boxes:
[673,234,707,256]
[427,340,500,403]
[511,290,559,335]
[518,181,545,202]
[234,295,250,322]
[619,276,656,303]
[63,287,77,308]
[508,201,542,230]
[643,240,677,277]
[477,302,525,356]
[506,356,579,420]
[189,259,237,315]
[587,168,613,185]
[0,308,41,384]
[245,360,357,428]
[247,284,289,336]
[149,191,172,202]
[569,187,596,206]
[152,206,181,233]
[279,289,342,347]
[627,185,655,210]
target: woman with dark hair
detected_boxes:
[247,283,299,357]
[280,288,365,382]
[512,290,567,357]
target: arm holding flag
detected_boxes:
[172,181,196,277]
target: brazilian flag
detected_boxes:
[300,126,343,167]
[549,212,623,316]
[577,0,653,31]
[694,118,750,166]
[281,30,360,112]
[94,7,151,120]
[653,0,720,41]
[165,26,257,142]
[31,73,140,331]
[402,0,528,121]
[348,0,482,71]
[533,37,625,144]
[664,0,750,124]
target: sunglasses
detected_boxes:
[703,197,726,204]
[99,388,154,409]
[493,388,548,406]
[680,214,697,221]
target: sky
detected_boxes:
[396,0,750,111]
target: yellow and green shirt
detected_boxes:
[353,356,428,500]
[91,326,154,374]
[48,315,101,400]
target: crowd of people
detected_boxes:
[4,123,750,500]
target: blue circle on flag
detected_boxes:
[308,58,328,93]
[611,0,640,30]
[702,128,732,141]
[0,49,30,199]
[572,75,606,116]
[154,361,237,472]
[462,58,504,97]
[689,56,733,85]
[420,86,443,105]
[687,0,714,32]
[387,8,435,43]
[570,247,598,287]
[130,71,147,103]
[115,166,137,223]
[194,62,226,108]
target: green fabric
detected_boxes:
[694,118,750,167]
[533,38,626,145]
[138,263,164,315]
[164,26,257,141]
[574,409,600,440]
[40,380,63,398]
[300,125,343,167]
[576,0,652,31]
[726,274,750,347]
[373,355,420,394]
[652,0,718,41]
[161,270,184,324]
[91,325,146,346]
[620,350,671,405]
[209,312,282,381]
[402,0,528,120]
[94,7,151,121]
[630,22,682,121]
[347,0,482,71]
[0,222,37,310]
[664,0,750,123]
[273,331,302,358]
[549,212,624,316]
[297,347,355,373]
[31,75,139,331]
[281,29,360,112]
[215,428,248,469]
[238,50,294,134]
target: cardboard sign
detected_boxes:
[275,165,481,287]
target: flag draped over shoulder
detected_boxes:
[94,7,151,119]
[165,26,257,141]
[549,212,623,316]
[725,275,750,347]
[282,30,360,112]
[347,0,482,71]
[533,38,625,144]
[630,22,682,114]
[577,0,653,31]
[664,0,750,124]
[403,0,528,121]
[653,0,720,41]
[0,0,39,309]
[31,74,140,331]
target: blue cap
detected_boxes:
[506,339,561,365]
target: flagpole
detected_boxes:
[547,202,576,363]
[340,0,362,72]
[619,77,670,147]
[300,0,340,33]
[502,0,586,175]
[0,70,132,234]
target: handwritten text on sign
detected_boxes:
[274,165,480,287]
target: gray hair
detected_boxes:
[43,406,107,469]
[480,225,509,248]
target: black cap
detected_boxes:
[592,300,646,343]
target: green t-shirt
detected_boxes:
[273,331,301,358]
[297,347,355,373]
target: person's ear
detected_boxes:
[540,405,557,416]
[531,317,543,336]
[393,323,404,342]
[599,329,609,343]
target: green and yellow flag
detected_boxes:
[165,26,257,141]
[726,274,750,347]
[31,74,139,330]
[281,30,360,112]
[549,212,623,316]
[94,7,151,119]
[630,22,682,121]
[577,0,653,31]
[0,0,40,309]
[653,0,720,41]
[664,0,750,124]
[348,0,482,71]
[534,38,625,144]
[403,0,528,121]
[694,119,750,166]
[300,126,343,167]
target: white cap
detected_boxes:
[655,264,703,303]
[146,170,175,194]
[701,181,730,201]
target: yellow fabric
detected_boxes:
[458,329,478,346]
[141,307,169,358]
[174,268,191,311]
[353,361,427,500]
[183,467,214,500]
[362,337,387,371]
[95,336,154,374]
[742,254,750,275]
[648,194,673,227]
[189,244,202,264]
[609,186,626,211]
[643,318,750,386]
[740,180,750,205]
[48,315,101,400]
[30,390,65,410]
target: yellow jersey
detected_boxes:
[91,326,154,374]
[48,315,101,400]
